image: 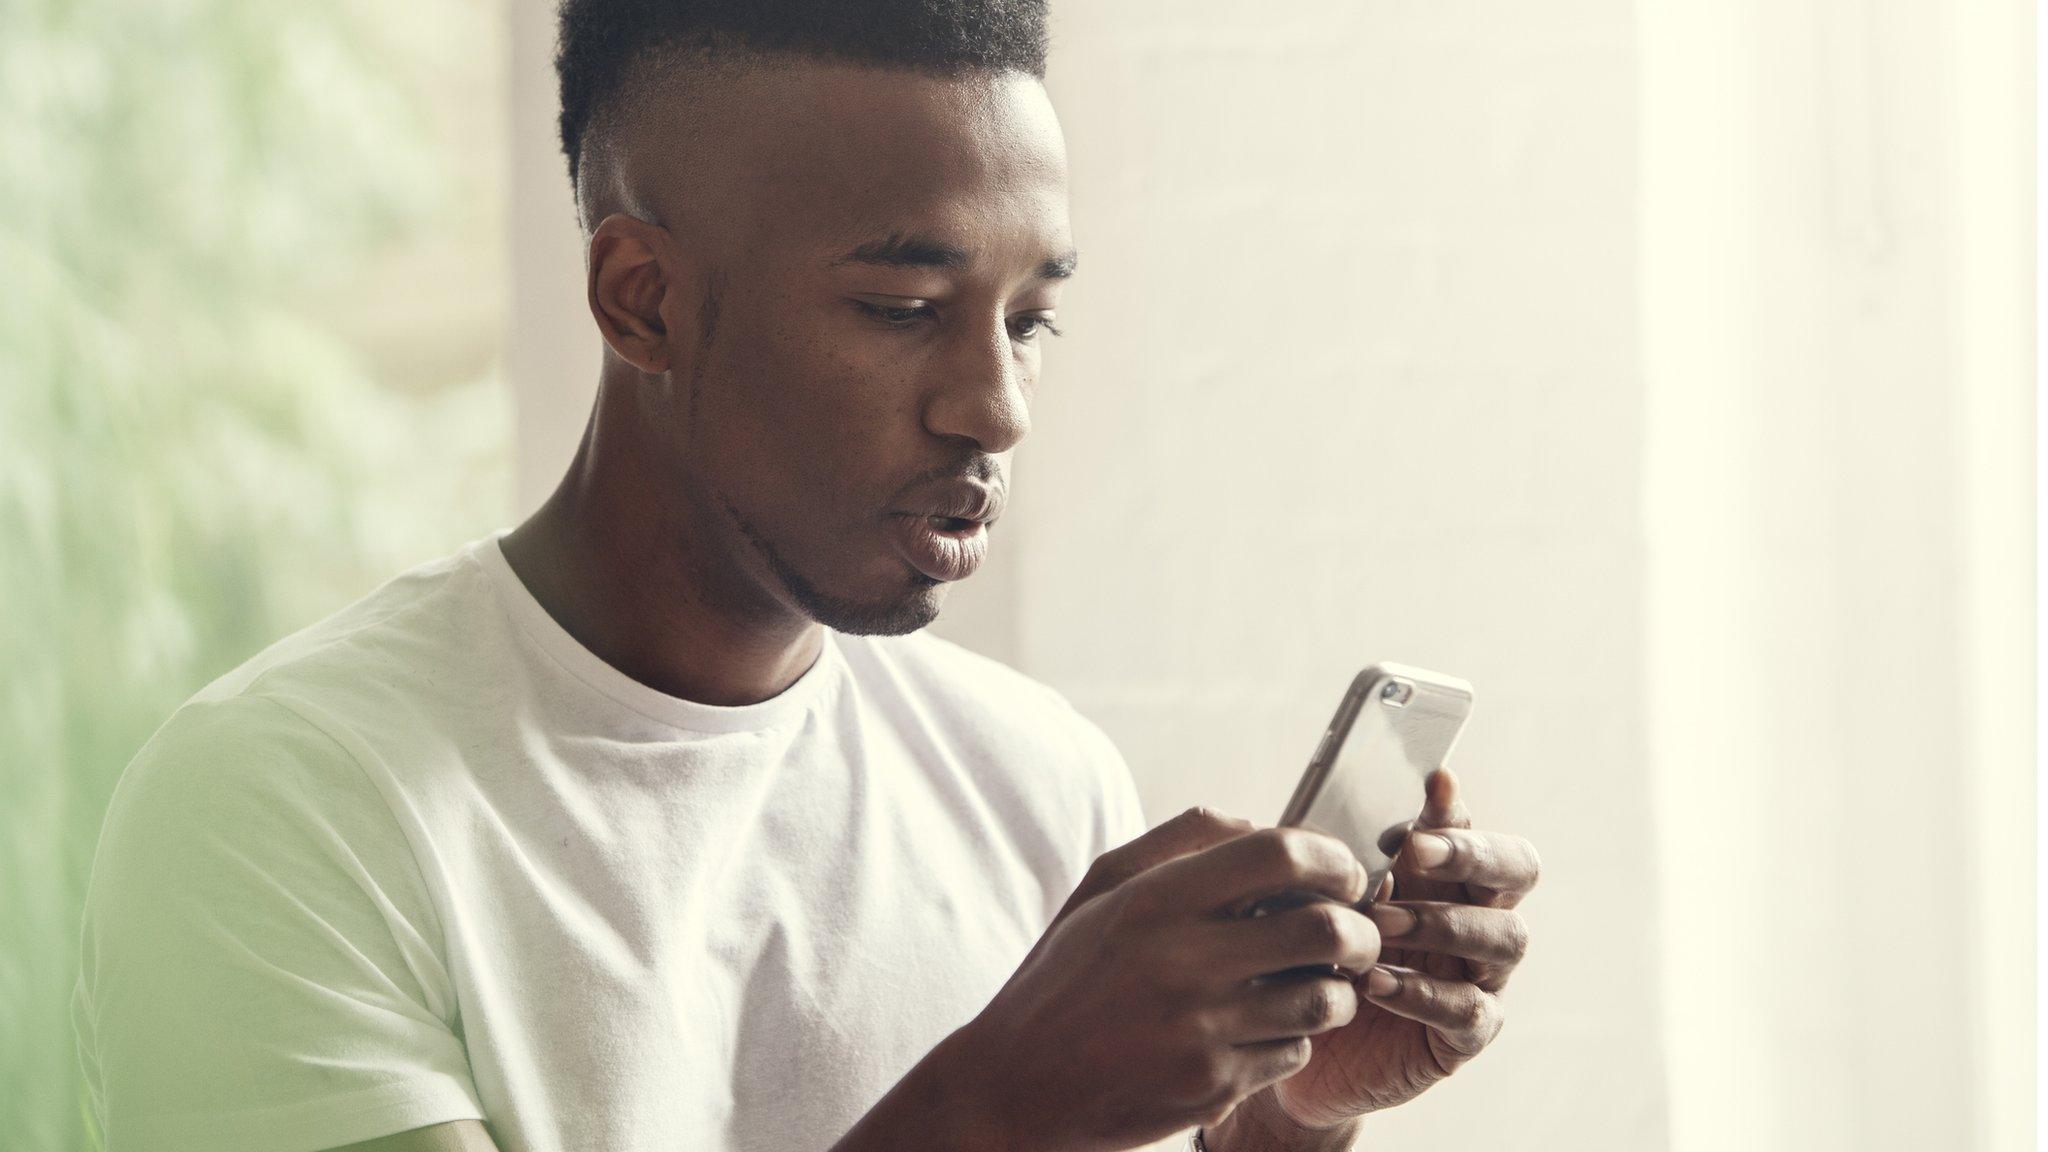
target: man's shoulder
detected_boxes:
[124,691,340,792]
[92,541,500,903]
[93,692,399,912]
[190,538,496,710]
[111,538,506,824]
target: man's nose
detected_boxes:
[921,319,1032,454]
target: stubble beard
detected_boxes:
[722,497,946,636]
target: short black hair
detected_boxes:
[555,0,1051,192]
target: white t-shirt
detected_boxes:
[73,532,1159,1152]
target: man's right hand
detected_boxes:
[942,808,1382,1152]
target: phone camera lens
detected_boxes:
[1379,680,1413,706]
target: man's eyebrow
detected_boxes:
[831,231,1078,281]
[1038,248,1078,280]
[834,232,970,271]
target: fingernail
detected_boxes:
[1407,832,1452,869]
[1366,967,1400,997]
[1370,905,1416,938]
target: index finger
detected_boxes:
[1063,806,1260,914]
[1140,826,1370,918]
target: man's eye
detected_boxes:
[855,300,934,326]
[1011,314,1064,341]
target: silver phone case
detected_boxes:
[1276,661,1475,907]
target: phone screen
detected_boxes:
[1281,665,1474,905]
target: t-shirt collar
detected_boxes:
[475,529,843,734]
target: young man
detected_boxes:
[73,4,1541,1151]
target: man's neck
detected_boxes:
[498,445,825,709]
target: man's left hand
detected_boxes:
[1210,767,1541,1150]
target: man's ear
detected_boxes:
[586,213,686,373]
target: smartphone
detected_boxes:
[1253,662,1475,917]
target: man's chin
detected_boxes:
[724,498,952,635]
[794,573,948,637]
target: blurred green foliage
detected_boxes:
[0,1,510,1147]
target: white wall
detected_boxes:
[1641,2,2034,1150]
[508,0,599,513]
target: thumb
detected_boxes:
[1392,767,1472,904]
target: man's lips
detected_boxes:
[886,513,988,583]
[891,478,1005,527]
[884,473,1004,581]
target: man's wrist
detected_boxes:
[1203,1088,1362,1152]
[831,1021,1019,1152]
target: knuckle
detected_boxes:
[1173,1002,1219,1047]
[1454,992,1491,1033]
[1082,847,1131,887]
[1480,999,1507,1043]
[1183,805,1254,832]
[1298,903,1347,953]
[1453,831,1488,873]
[1251,1037,1312,1090]
[1296,983,1336,1031]
[1409,974,1438,1009]
[1400,902,1437,941]
[1356,918,1384,968]
[1303,828,1353,873]
[1464,996,1503,1042]
[1274,827,1340,879]
[1299,981,1353,1032]
[1501,911,1531,961]
[1260,827,1309,873]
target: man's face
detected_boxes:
[637,64,1073,636]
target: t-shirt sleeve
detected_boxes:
[73,693,483,1152]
